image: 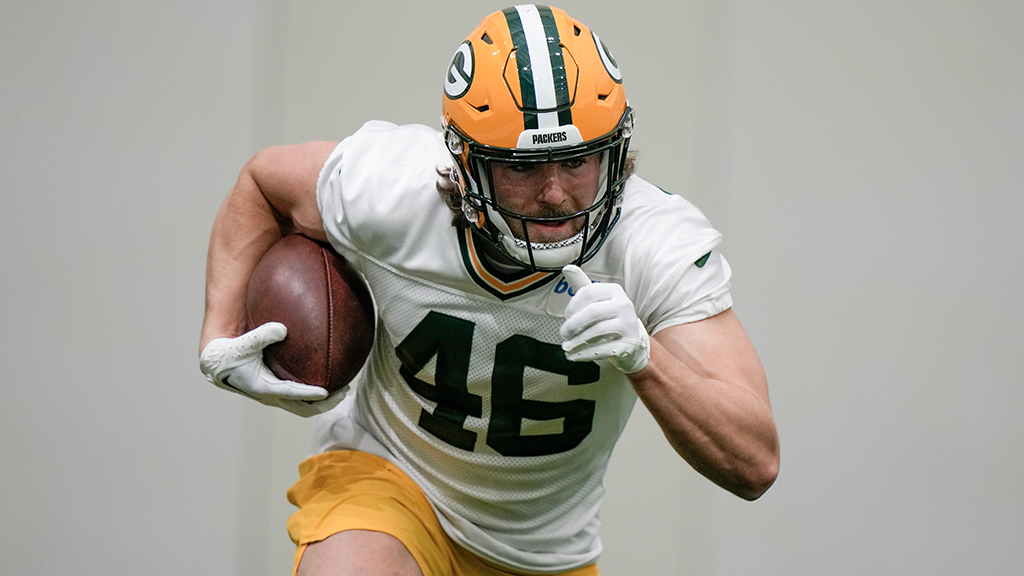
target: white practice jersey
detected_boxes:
[311,121,732,573]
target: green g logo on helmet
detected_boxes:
[445,41,474,100]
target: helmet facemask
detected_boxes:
[446,108,633,272]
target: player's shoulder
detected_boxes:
[321,120,448,204]
[611,175,723,256]
[591,176,731,330]
[619,176,708,219]
[351,120,443,143]
[317,121,453,259]
[335,121,447,169]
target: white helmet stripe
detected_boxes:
[504,5,572,130]
[515,5,559,128]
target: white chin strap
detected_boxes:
[496,223,588,269]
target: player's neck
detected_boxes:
[479,240,524,274]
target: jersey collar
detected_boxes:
[458,228,557,300]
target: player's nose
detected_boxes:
[536,165,572,205]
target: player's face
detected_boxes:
[490,154,602,244]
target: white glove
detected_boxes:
[199,322,345,417]
[559,265,650,374]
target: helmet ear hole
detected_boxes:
[462,199,478,225]
[445,128,465,155]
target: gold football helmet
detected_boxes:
[442,4,634,271]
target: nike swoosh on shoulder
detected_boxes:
[694,252,711,268]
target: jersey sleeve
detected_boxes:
[618,182,733,335]
[316,121,453,274]
[640,248,732,335]
[316,133,361,266]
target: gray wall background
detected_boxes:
[3,1,1021,574]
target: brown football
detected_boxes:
[246,234,375,393]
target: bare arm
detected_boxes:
[627,309,780,500]
[199,141,338,354]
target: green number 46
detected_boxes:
[395,311,599,457]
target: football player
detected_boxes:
[200,5,779,576]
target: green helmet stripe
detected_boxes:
[502,7,536,129]
[536,5,574,127]
[503,5,573,132]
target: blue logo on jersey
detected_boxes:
[554,276,599,296]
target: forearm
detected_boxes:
[199,142,336,355]
[199,168,287,353]
[627,320,780,500]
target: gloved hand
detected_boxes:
[199,322,345,417]
[559,265,650,374]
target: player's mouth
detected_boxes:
[499,206,588,244]
[538,218,568,226]
[521,217,582,243]
[535,220,570,230]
